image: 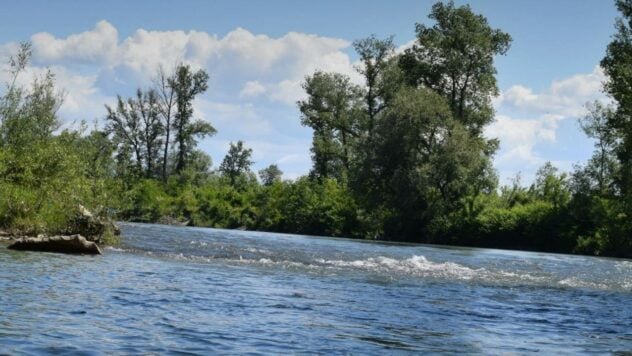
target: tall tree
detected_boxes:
[105,89,164,178]
[353,35,395,138]
[170,64,215,174]
[369,87,495,240]
[137,89,163,178]
[601,0,632,203]
[298,71,363,180]
[154,65,177,181]
[219,140,253,185]
[578,101,619,195]
[106,95,144,176]
[399,0,511,135]
[1,42,31,129]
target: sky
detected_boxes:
[0,0,620,184]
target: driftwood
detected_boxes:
[8,234,102,255]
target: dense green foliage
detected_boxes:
[0,43,115,235]
[0,1,630,257]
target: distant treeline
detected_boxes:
[0,1,630,257]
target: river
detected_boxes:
[1,222,631,354]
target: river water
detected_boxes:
[1,223,631,354]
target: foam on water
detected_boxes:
[616,260,632,270]
[558,277,610,290]
[107,242,632,292]
[104,246,126,252]
[314,255,481,279]
[111,222,632,293]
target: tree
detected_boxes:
[138,89,163,178]
[369,87,496,240]
[0,43,111,234]
[106,95,143,176]
[259,164,283,186]
[530,162,571,209]
[1,42,61,150]
[601,0,632,204]
[399,0,511,135]
[219,141,253,185]
[177,149,213,186]
[1,42,31,129]
[105,89,163,179]
[170,64,216,174]
[578,101,619,195]
[154,65,177,181]
[353,35,395,138]
[298,71,363,180]
[276,177,359,237]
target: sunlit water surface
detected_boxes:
[1,223,631,354]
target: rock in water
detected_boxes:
[8,234,102,255]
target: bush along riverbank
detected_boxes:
[0,42,121,253]
[1,1,630,258]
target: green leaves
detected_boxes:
[400,0,511,134]
[219,141,254,187]
[171,64,214,174]
[367,87,497,239]
[298,1,507,241]
[106,89,163,179]
[105,64,215,182]
[1,69,61,150]
[299,71,363,181]
[259,164,283,186]
[0,43,112,235]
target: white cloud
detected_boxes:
[395,39,416,54]
[27,21,359,107]
[490,66,608,184]
[0,62,113,127]
[199,100,273,136]
[486,114,560,165]
[498,66,606,117]
[502,85,537,108]
[276,154,304,165]
[239,80,267,98]
[267,79,305,105]
[53,67,115,124]
[31,20,118,65]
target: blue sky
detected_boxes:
[0,0,620,183]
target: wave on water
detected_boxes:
[109,245,549,287]
[105,234,631,292]
[558,277,610,290]
[314,255,481,279]
[616,260,632,270]
[104,246,126,252]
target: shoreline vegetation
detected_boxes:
[0,205,120,254]
[1,1,631,258]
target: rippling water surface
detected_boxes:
[1,223,631,354]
